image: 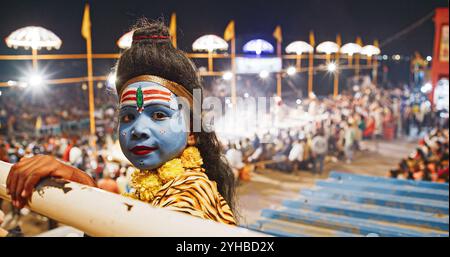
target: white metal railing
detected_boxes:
[0,161,268,237]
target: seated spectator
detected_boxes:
[225,144,245,180]
[311,131,328,174]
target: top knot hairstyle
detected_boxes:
[115,18,238,217]
[116,18,199,95]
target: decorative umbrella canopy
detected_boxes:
[361,45,381,57]
[243,39,274,55]
[316,41,339,54]
[5,26,62,50]
[285,41,314,55]
[192,34,228,52]
[340,43,362,56]
[117,30,133,49]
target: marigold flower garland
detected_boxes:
[124,146,204,202]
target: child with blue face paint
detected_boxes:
[118,80,189,171]
[6,19,237,226]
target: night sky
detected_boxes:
[0,0,448,91]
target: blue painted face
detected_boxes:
[118,82,188,170]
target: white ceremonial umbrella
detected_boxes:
[117,30,134,49]
[5,26,62,71]
[193,34,228,71]
[286,41,314,69]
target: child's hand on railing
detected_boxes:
[6,155,96,209]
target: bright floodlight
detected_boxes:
[117,30,133,49]
[361,45,381,57]
[285,41,314,55]
[340,43,362,56]
[244,93,249,98]
[316,41,340,54]
[426,56,433,62]
[392,54,401,61]
[192,35,228,52]
[287,66,296,76]
[243,39,274,55]
[222,71,233,81]
[28,74,43,87]
[5,26,62,50]
[327,62,337,72]
[259,70,269,79]
[296,99,302,105]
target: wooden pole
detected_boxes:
[308,53,314,97]
[308,31,316,98]
[333,53,340,97]
[367,56,372,66]
[208,51,213,72]
[355,36,362,77]
[372,39,379,86]
[231,37,237,105]
[333,34,342,97]
[0,76,107,87]
[31,48,38,71]
[276,73,282,97]
[81,4,97,154]
[84,30,97,155]
[372,56,378,85]
[296,54,302,70]
[276,41,282,97]
[308,52,314,98]
[355,54,360,77]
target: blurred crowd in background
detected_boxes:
[222,81,449,183]
[0,78,449,195]
[389,128,449,182]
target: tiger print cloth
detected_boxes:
[151,169,237,225]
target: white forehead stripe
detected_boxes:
[120,83,178,109]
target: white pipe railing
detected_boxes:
[0,161,268,237]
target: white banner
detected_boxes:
[236,57,282,74]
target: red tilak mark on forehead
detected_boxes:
[121,89,171,100]
[121,96,171,103]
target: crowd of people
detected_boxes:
[222,80,449,181]
[0,84,118,137]
[389,128,449,182]
[0,75,448,236]
[0,85,125,193]
[1,78,449,190]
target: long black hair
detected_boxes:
[115,18,237,215]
